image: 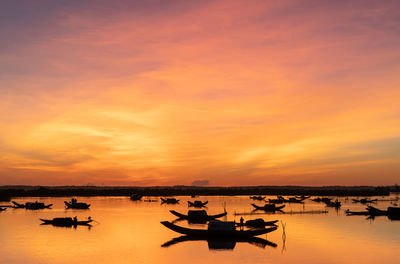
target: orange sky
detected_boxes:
[1,0,400,186]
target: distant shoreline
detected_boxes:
[0,185,398,198]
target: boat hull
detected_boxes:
[161,221,277,238]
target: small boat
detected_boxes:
[130,194,143,201]
[251,203,285,211]
[40,217,93,227]
[295,195,310,200]
[268,199,284,204]
[161,198,179,204]
[12,201,52,210]
[236,218,278,227]
[345,209,370,216]
[352,198,377,204]
[188,200,208,207]
[0,207,6,212]
[161,220,277,238]
[64,198,90,209]
[250,196,265,200]
[170,210,227,221]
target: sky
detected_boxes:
[1,0,400,186]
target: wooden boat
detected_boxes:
[236,218,278,227]
[161,198,179,204]
[40,217,93,227]
[345,209,370,215]
[12,201,52,210]
[188,200,208,207]
[268,199,284,204]
[251,203,285,211]
[161,221,277,238]
[352,198,377,204]
[170,210,227,221]
[250,196,265,200]
[130,194,143,201]
[64,199,90,209]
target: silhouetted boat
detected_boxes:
[268,199,284,204]
[236,218,278,227]
[0,207,6,211]
[12,201,52,210]
[130,194,143,201]
[161,220,277,238]
[161,198,179,204]
[352,198,377,204]
[188,200,208,207]
[161,235,277,250]
[295,195,311,200]
[251,203,285,211]
[170,210,227,221]
[64,198,90,209]
[345,209,370,215]
[40,217,93,227]
[250,196,265,200]
[312,197,332,203]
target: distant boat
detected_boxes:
[64,198,90,209]
[236,218,278,228]
[187,200,208,207]
[250,196,265,200]
[40,217,93,227]
[130,194,143,201]
[170,210,227,222]
[352,198,377,204]
[12,201,52,210]
[161,198,179,204]
[251,203,285,211]
[0,207,6,212]
[161,220,277,238]
[325,200,341,208]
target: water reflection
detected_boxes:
[161,235,277,250]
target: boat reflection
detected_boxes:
[161,235,277,251]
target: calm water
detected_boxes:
[0,195,399,264]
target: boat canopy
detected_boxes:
[208,220,235,231]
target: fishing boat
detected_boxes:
[161,220,277,238]
[352,198,377,204]
[187,200,208,207]
[130,194,143,201]
[12,201,52,210]
[170,210,227,221]
[345,209,370,215]
[268,199,284,204]
[161,198,179,204]
[250,196,265,200]
[64,198,90,209]
[40,217,93,227]
[0,207,6,212]
[251,203,285,211]
[236,218,278,227]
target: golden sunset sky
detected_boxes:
[1,0,399,186]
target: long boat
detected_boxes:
[40,217,93,227]
[161,198,179,204]
[250,196,265,200]
[161,221,277,238]
[170,210,227,221]
[12,201,52,210]
[236,218,278,227]
[251,203,285,211]
[188,201,208,207]
[64,199,90,209]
